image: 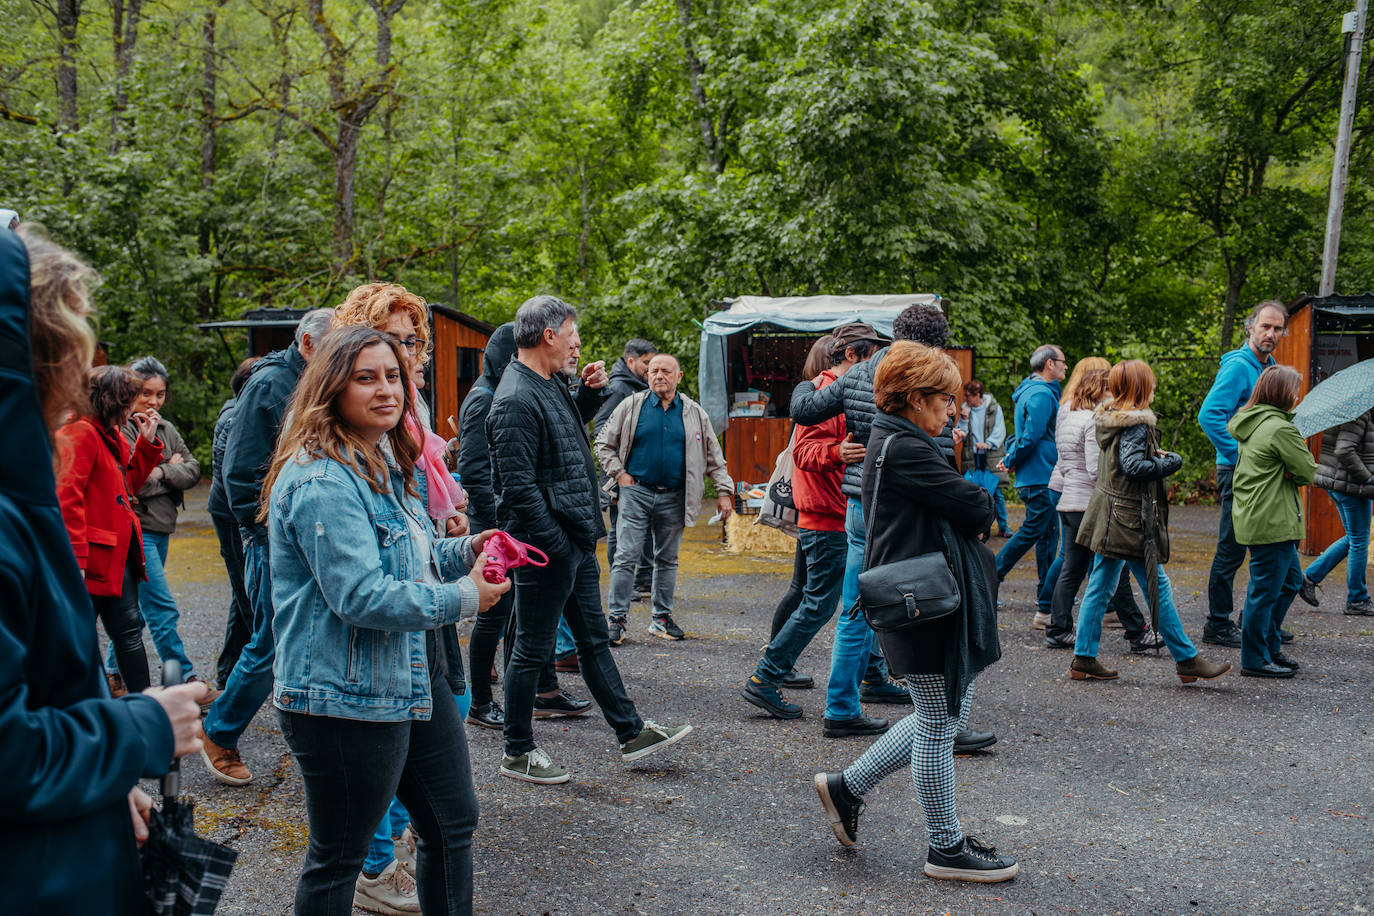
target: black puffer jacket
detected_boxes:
[457,323,516,531]
[593,357,648,438]
[488,358,606,559]
[1314,412,1374,498]
[206,397,236,519]
[790,345,956,498]
[222,343,305,537]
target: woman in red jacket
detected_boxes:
[55,365,164,692]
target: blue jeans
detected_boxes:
[204,532,276,750]
[993,486,1008,533]
[1035,491,1066,615]
[826,498,876,721]
[1073,555,1198,662]
[555,619,576,658]
[1304,489,1372,603]
[996,485,1059,592]
[755,528,847,684]
[106,531,195,679]
[1243,541,1302,669]
[364,690,471,875]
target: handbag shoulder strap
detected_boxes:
[861,433,895,565]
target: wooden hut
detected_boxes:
[1273,292,1374,554]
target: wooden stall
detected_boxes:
[1272,292,1374,554]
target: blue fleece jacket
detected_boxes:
[1004,375,1061,487]
[1198,345,1275,467]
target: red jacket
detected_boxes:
[792,370,848,532]
[54,417,162,597]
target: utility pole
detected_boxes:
[1320,1,1368,297]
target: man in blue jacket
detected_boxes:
[1197,300,1286,647]
[996,345,1066,602]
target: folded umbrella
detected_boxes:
[142,661,239,916]
[1293,358,1374,437]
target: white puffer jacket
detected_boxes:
[1052,405,1101,513]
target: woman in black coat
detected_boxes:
[813,341,1018,883]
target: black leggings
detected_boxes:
[1049,511,1147,639]
[93,556,151,692]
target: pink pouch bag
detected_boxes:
[481,530,550,583]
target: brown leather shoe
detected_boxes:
[1069,655,1118,680]
[186,675,221,713]
[200,735,252,786]
[554,653,580,674]
[106,672,128,698]
[1176,655,1231,684]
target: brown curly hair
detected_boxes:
[87,365,142,430]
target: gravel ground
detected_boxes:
[136,485,1374,915]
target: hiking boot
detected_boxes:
[621,721,693,762]
[1127,627,1165,654]
[500,748,571,784]
[533,689,591,718]
[1271,651,1300,671]
[1240,662,1294,679]
[648,615,685,640]
[924,835,1020,883]
[1102,611,1124,629]
[741,677,803,719]
[779,669,814,689]
[200,735,252,786]
[822,715,889,738]
[354,859,419,915]
[1030,612,1051,630]
[106,671,128,699]
[1044,633,1075,649]
[1344,598,1374,616]
[1280,629,1295,643]
[1068,655,1118,681]
[1298,574,1320,607]
[1202,624,1242,648]
[186,675,220,712]
[814,772,864,847]
[554,652,580,673]
[860,677,912,705]
[608,616,628,646]
[954,728,997,753]
[1176,655,1232,683]
[466,699,505,729]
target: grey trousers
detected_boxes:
[607,485,686,618]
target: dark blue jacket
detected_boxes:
[222,342,306,538]
[0,227,174,914]
[1003,375,1061,487]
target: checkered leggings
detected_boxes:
[841,675,974,850]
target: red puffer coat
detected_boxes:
[791,369,848,532]
[54,417,162,597]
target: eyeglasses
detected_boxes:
[390,335,421,353]
[922,390,957,407]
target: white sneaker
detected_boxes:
[395,826,416,877]
[1031,612,1051,630]
[354,859,419,915]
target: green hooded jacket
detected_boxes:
[1228,404,1318,545]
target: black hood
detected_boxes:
[478,322,517,389]
[0,227,53,503]
[607,357,648,391]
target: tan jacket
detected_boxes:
[594,389,733,527]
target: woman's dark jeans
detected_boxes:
[1048,511,1146,640]
[92,557,150,691]
[278,672,478,916]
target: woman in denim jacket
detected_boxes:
[263,326,508,916]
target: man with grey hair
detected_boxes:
[201,306,335,786]
[995,343,1067,611]
[488,295,692,785]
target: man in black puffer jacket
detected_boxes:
[594,339,658,599]
[789,302,995,753]
[488,296,693,784]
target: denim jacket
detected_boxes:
[268,451,480,722]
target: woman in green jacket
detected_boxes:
[1228,365,1318,678]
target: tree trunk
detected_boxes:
[1220,253,1248,351]
[674,0,727,173]
[55,0,80,130]
[197,5,219,317]
[109,0,142,147]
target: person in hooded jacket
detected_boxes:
[1228,366,1317,677]
[208,356,260,687]
[594,338,657,600]
[1069,360,1231,685]
[0,224,206,915]
[1300,410,1374,616]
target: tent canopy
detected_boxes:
[698,294,940,430]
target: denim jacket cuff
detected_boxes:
[455,575,479,620]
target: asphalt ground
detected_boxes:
[131,485,1374,915]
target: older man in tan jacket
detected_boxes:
[594,354,734,643]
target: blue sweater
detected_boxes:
[1198,345,1275,467]
[1004,375,1061,487]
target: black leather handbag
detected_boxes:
[850,435,961,631]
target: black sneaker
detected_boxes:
[1298,575,1320,607]
[1271,651,1300,670]
[859,678,912,705]
[814,772,863,847]
[1127,627,1165,654]
[608,616,627,646]
[779,669,814,689]
[466,700,505,729]
[533,689,592,718]
[648,615,685,640]
[1345,598,1374,616]
[953,728,997,753]
[1043,633,1075,649]
[924,835,1020,883]
[822,715,889,738]
[741,677,803,719]
[1202,625,1242,648]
